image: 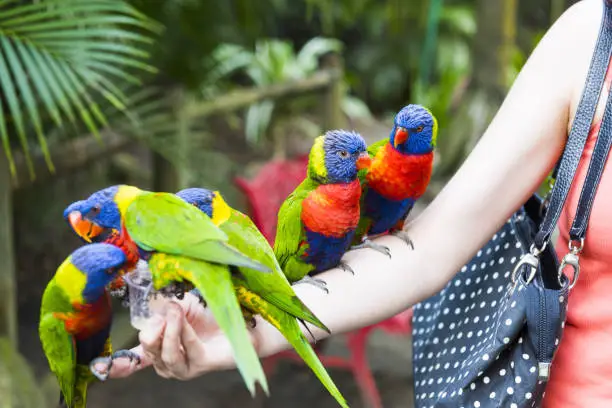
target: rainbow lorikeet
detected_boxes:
[39,243,139,408]
[63,185,270,396]
[353,104,437,256]
[176,187,349,407]
[273,129,372,293]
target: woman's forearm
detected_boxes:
[252,0,601,358]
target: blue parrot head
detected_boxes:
[390,104,438,155]
[176,188,214,218]
[176,187,233,226]
[69,243,127,302]
[308,129,371,184]
[63,185,122,243]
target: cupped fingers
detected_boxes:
[160,302,188,377]
[179,312,208,377]
[138,314,170,377]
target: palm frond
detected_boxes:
[0,0,162,180]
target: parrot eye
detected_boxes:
[415,126,424,133]
[88,206,101,218]
[337,150,350,159]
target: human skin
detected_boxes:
[101,0,606,382]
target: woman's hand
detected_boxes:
[104,293,259,380]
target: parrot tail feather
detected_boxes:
[279,317,349,408]
[206,241,272,273]
[298,318,317,344]
[58,392,67,408]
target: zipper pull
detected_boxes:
[538,362,551,380]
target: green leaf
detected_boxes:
[62,64,109,128]
[440,6,476,37]
[0,40,34,178]
[0,97,15,177]
[76,51,157,73]
[32,41,150,59]
[29,46,77,126]
[297,37,343,73]
[342,94,373,121]
[27,29,154,44]
[15,39,62,128]
[43,51,101,140]
[5,16,150,33]
[0,0,160,177]
[245,100,275,144]
[80,59,142,84]
[1,36,53,171]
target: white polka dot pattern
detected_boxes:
[412,214,569,408]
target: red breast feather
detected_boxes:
[366,143,433,201]
[301,179,362,238]
[56,292,112,340]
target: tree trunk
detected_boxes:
[434,0,518,181]
[0,153,17,348]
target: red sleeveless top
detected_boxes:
[543,58,612,407]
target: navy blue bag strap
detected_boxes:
[533,0,612,250]
[568,88,612,242]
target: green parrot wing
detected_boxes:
[236,286,348,408]
[125,192,270,273]
[357,138,387,187]
[148,253,269,396]
[222,210,329,333]
[367,138,387,157]
[273,178,317,282]
[39,283,77,407]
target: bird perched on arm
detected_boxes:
[274,129,372,293]
[39,243,137,408]
[353,104,437,256]
[63,185,271,396]
[177,187,349,407]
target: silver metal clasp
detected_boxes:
[512,242,547,285]
[558,238,584,290]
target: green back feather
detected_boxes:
[148,252,269,396]
[124,193,270,273]
[39,280,93,408]
[273,178,320,282]
[236,286,348,408]
[222,209,329,332]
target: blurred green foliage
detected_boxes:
[0,0,162,179]
[0,337,45,408]
[0,0,560,178]
[209,37,372,146]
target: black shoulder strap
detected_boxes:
[569,79,612,241]
[534,1,612,249]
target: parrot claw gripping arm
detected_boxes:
[338,261,355,275]
[391,230,415,250]
[350,238,392,258]
[293,275,329,294]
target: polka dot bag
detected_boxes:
[412,206,567,408]
[412,3,612,406]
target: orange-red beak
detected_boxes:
[68,211,105,243]
[393,126,409,148]
[356,152,372,171]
